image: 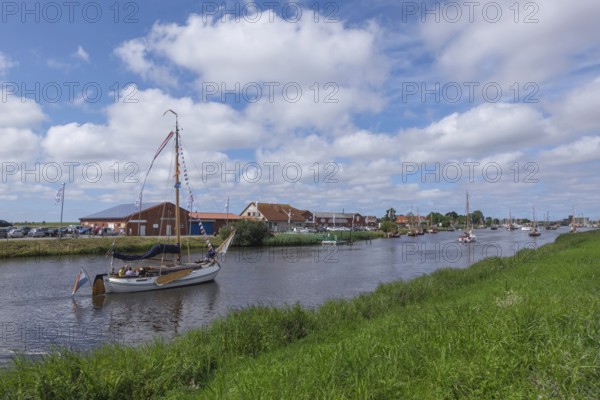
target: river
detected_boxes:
[0,227,576,367]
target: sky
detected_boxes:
[0,0,599,223]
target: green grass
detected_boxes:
[0,236,221,259]
[0,232,384,259]
[263,230,383,246]
[1,231,599,399]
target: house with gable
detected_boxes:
[239,202,307,232]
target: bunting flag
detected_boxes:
[178,142,195,212]
[154,131,174,160]
[176,139,215,251]
[54,186,64,205]
[71,268,90,298]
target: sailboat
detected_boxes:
[458,191,476,243]
[92,110,236,295]
[507,211,517,230]
[570,208,577,233]
[427,213,438,233]
[528,206,541,237]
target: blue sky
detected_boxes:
[1,0,599,223]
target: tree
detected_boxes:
[380,220,397,233]
[427,212,444,225]
[471,210,485,226]
[219,219,270,246]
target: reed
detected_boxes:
[263,231,382,246]
[0,236,221,260]
[1,230,598,399]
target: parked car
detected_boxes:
[79,227,91,235]
[98,228,119,236]
[67,225,82,234]
[0,220,12,228]
[7,228,24,238]
[28,228,48,237]
[0,228,8,238]
[20,226,32,235]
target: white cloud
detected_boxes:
[75,46,90,62]
[137,14,387,86]
[550,76,600,134]
[114,11,388,132]
[419,1,600,86]
[114,39,178,86]
[0,94,45,129]
[0,51,17,77]
[0,127,40,162]
[539,136,600,166]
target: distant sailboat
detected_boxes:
[528,206,541,237]
[507,211,517,230]
[458,191,476,243]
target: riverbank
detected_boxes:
[0,231,383,259]
[1,230,598,398]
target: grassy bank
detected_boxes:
[263,230,383,246]
[0,236,222,259]
[0,231,383,259]
[1,231,599,399]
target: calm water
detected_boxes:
[0,227,577,367]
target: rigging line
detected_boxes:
[178,139,228,214]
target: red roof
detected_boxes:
[254,203,306,222]
[190,212,243,220]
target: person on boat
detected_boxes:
[118,267,126,277]
[125,267,134,277]
[207,244,216,259]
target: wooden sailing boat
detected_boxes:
[570,207,577,233]
[507,211,517,230]
[528,206,541,237]
[458,191,476,243]
[92,110,236,295]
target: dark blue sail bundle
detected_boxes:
[112,243,181,261]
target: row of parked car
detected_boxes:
[0,225,121,238]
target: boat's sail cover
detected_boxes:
[112,243,181,261]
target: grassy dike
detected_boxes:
[0,236,222,259]
[0,231,382,259]
[1,231,599,399]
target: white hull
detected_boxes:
[458,230,476,243]
[103,264,220,294]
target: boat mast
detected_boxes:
[465,191,470,231]
[164,109,181,248]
